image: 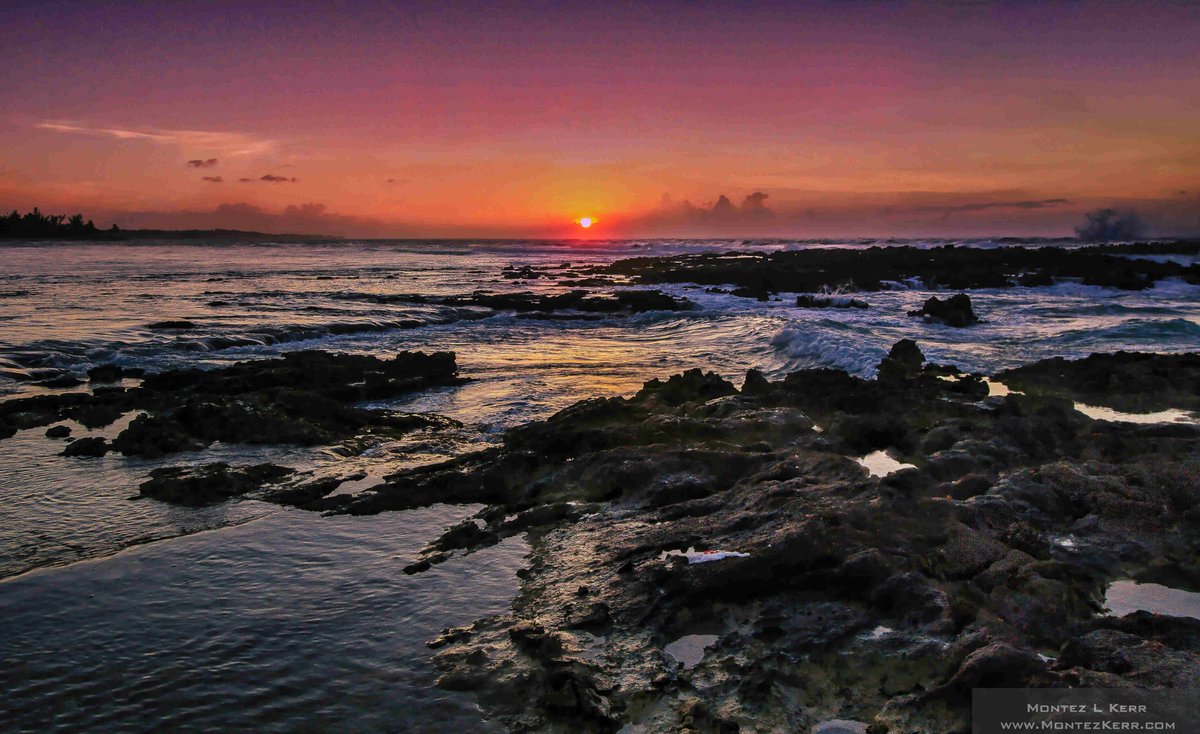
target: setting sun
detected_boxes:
[577,217,594,229]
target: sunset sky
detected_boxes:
[2,1,1198,238]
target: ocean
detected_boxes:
[1,237,1198,732]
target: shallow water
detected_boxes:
[813,720,869,734]
[663,634,719,669]
[1073,403,1200,425]
[855,450,917,478]
[1104,580,1200,620]
[1,505,526,733]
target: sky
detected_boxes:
[1,0,1199,238]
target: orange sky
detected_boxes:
[2,1,1198,238]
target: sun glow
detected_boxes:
[577,217,594,229]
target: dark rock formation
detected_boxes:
[262,474,358,510]
[334,289,691,314]
[876,339,925,382]
[320,343,1200,733]
[34,374,83,388]
[591,242,1200,295]
[60,436,108,457]
[87,363,144,383]
[145,320,199,330]
[796,294,869,309]
[136,463,296,506]
[997,351,1200,412]
[44,425,71,438]
[1,351,464,460]
[908,293,979,327]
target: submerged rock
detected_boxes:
[796,294,869,309]
[34,374,84,388]
[60,436,108,457]
[261,475,356,509]
[145,320,198,330]
[136,462,295,506]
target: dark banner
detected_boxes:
[974,689,1198,733]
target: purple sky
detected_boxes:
[2,1,1198,237]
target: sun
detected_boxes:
[577,216,594,229]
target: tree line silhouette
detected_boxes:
[0,208,119,238]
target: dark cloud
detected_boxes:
[650,191,773,224]
[742,191,770,214]
[613,190,1101,238]
[186,158,219,168]
[201,176,223,183]
[236,174,300,183]
[909,198,1070,214]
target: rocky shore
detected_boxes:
[3,235,1199,733]
[308,345,1195,733]
[3,341,1198,732]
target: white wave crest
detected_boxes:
[769,325,886,377]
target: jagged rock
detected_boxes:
[877,339,925,381]
[741,368,771,395]
[908,294,979,327]
[44,425,71,438]
[635,369,738,407]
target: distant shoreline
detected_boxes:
[3,233,1200,247]
[0,228,343,243]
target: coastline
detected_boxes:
[1,239,1198,732]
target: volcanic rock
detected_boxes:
[908,293,979,327]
